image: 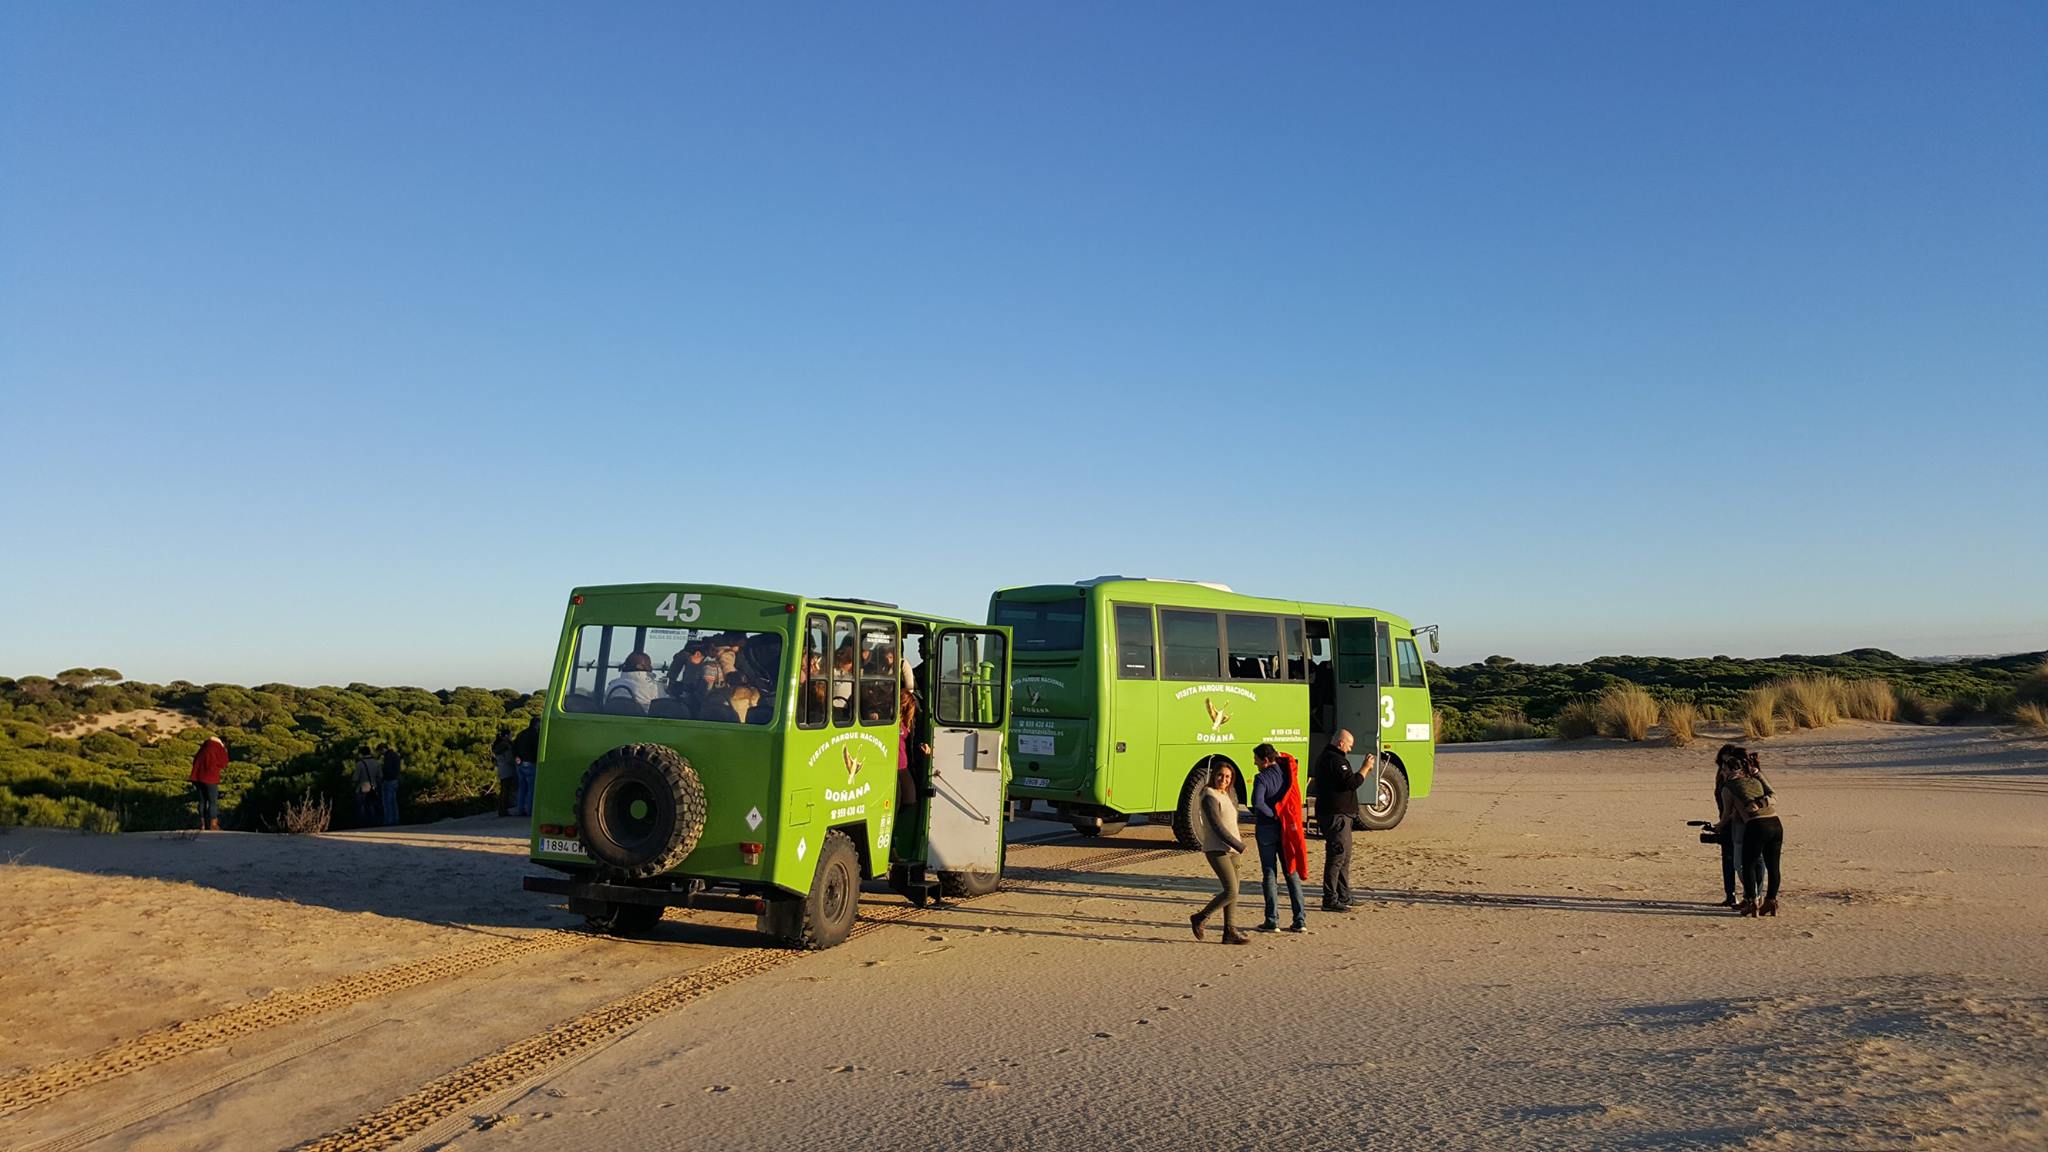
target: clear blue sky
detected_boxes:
[3,3,2043,688]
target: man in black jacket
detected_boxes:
[1311,730,1372,911]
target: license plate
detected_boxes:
[1017,776,1051,789]
[539,837,586,856]
[1017,734,1056,755]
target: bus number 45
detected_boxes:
[655,593,702,623]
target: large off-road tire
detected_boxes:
[1170,763,1209,849]
[1358,759,1410,831]
[768,829,861,950]
[575,744,706,879]
[938,867,1002,899]
[584,900,664,937]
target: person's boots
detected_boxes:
[1760,897,1778,917]
[208,818,221,831]
[1221,927,1251,945]
[1734,899,1757,917]
[1189,913,1206,941]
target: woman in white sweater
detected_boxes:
[1190,757,1250,945]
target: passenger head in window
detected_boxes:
[709,671,770,725]
[606,652,662,713]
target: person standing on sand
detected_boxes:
[189,735,227,831]
[492,733,517,818]
[511,717,541,818]
[1311,730,1371,912]
[1190,758,1250,945]
[379,744,402,826]
[1733,757,1784,917]
[1250,743,1308,933]
[353,748,382,827]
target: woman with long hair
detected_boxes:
[1189,757,1249,945]
[1733,756,1784,917]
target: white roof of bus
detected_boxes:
[1075,575,1234,592]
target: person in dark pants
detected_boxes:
[511,717,541,818]
[379,745,402,826]
[353,748,383,827]
[1733,763,1784,916]
[190,735,227,831]
[1712,745,1747,906]
[1311,730,1370,912]
[1249,743,1308,932]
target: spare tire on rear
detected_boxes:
[576,744,707,879]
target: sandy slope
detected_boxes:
[1,722,2043,1151]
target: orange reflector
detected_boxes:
[571,595,584,605]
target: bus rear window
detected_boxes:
[994,598,1087,652]
[562,624,784,724]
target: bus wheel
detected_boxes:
[584,901,664,937]
[1170,763,1215,850]
[1358,761,1409,831]
[576,744,706,880]
[938,867,1002,899]
[1071,816,1127,838]
[782,829,860,950]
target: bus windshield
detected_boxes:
[994,598,1086,652]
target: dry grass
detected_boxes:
[1481,711,1541,741]
[1661,700,1700,747]
[2015,702,2048,733]
[1840,678,1897,722]
[1554,699,1598,740]
[1742,686,1781,738]
[264,790,331,835]
[1779,675,1844,729]
[1595,684,1659,742]
[2017,661,2048,709]
[1895,688,1937,725]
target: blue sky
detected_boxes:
[2,3,2043,688]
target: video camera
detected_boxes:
[1687,819,1723,846]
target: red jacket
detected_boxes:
[1275,752,1308,879]
[190,738,227,785]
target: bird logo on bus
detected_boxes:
[843,746,864,784]
[1205,698,1231,731]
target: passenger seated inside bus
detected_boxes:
[831,643,857,724]
[605,652,662,714]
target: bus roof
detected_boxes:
[993,579,1415,633]
[568,583,981,627]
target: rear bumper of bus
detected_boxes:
[523,874,771,917]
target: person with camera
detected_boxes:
[1711,745,1752,906]
[1311,730,1371,912]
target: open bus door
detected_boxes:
[923,627,1009,898]
[1334,616,1392,803]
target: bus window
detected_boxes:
[799,614,830,729]
[1396,637,1428,688]
[937,631,1008,726]
[1225,614,1281,680]
[1283,618,1307,681]
[560,624,781,723]
[859,619,899,726]
[1114,604,1155,679]
[1160,609,1221,680]
[993,597,1086,652]
[831,616,856,727]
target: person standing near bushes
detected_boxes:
[379,744,403,826]
[189,735,227,831]
[353,747,383,827]
[511,717,541,818]
[492,733,518,818]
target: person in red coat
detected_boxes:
[190,736,228,831]
[1250,743,1310,932]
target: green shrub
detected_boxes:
[1894,688,1937,724]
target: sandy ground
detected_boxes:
[1,721,2044,1151]
[44,707,197,740]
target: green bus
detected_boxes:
[523,584,1012,949]
[989,577,1437,846]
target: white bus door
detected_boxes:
[926,628,1010,875]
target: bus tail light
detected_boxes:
[540,824,577,838]
[739,842,764,865]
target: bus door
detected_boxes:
[925,628,1009,875]
[1334,617,1392,796]
[1108,603,1159,811]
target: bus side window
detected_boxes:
[1396,638,1428,688]
[832,616,857,727]
[1284,618,1307,682]
[859,619,898,726]
[1114,604,1155,679]
[1225,614,1280,680]
[799,615,830,729]
[1159,609,1221,680]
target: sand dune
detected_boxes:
[1,721,2043,1151]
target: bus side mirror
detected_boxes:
[1429,633,1439,654]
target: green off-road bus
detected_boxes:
[990,577,1437,846]
[523,584,1011,949]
